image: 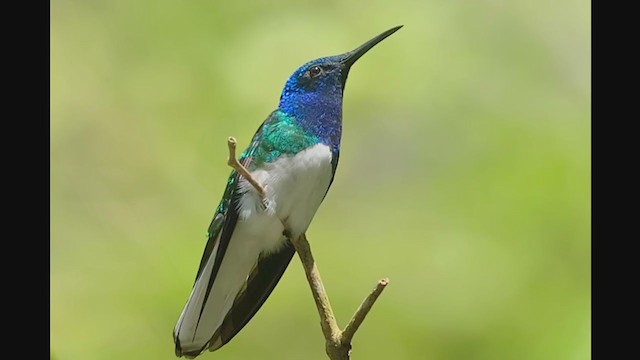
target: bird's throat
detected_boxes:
[279,94,343,150]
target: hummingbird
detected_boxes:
[173,25,402,358]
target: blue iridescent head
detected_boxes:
[278,26,403,121]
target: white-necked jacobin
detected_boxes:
[173,25,402,358]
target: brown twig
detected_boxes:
[291,234,389,360]
[341,278,389,344]
[290,234,341,342]
[226,136,389,360]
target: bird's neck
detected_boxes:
[278,92,343,150]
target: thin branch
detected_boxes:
[290,234,341,341]
[225,136,389,360]
[341,278,389,344]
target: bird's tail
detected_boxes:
[173,232,294,358]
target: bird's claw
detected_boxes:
[260,198,270,210]
[259,185,270,210]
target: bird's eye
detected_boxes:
[308,65,322,78]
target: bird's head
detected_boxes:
[279,26,402,118]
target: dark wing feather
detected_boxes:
[192,112,274,300]
[175,171,243,357]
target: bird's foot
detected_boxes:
[226,136,269,203]
[260,197,271,211]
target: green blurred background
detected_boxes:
[51,0,590,359]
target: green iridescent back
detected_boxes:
[241,110,320,169]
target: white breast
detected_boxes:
[237,143,333,251]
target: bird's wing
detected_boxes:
[173,166,243,358]
[175,112,296,358]
[319,146,340,202]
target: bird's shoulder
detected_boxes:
[240,110,322,170]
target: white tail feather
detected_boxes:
[174,215,283,356]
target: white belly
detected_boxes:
[236,142,334,252]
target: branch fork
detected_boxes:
[225,137,389,360]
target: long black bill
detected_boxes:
[340,25,403,69]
